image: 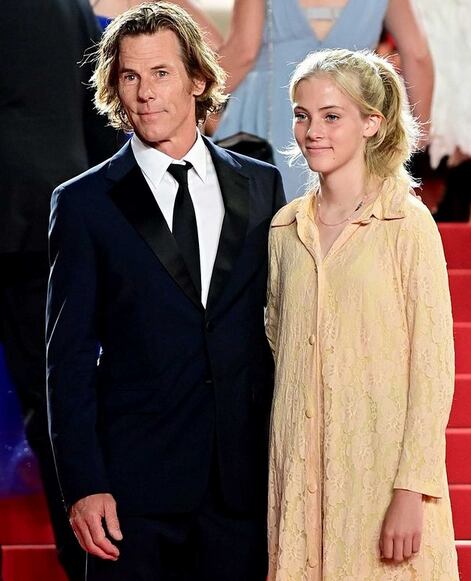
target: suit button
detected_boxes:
[205,320,214,332]
[204,378,213,385]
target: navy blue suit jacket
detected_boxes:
[46,137,285,516]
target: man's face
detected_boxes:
[117,30,206,158]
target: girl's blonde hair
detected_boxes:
[90,1,227,130]
[287,49,420,189]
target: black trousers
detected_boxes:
[0,252,85,580]
[86,458,268,581]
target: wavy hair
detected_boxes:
[286,49,420,189]
[89,1,227,130]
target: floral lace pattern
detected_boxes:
[266,182,459,580]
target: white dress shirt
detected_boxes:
[131,131,225,307]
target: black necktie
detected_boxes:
[167,162,201,297]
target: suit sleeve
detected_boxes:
[393,203,454,498]
[272,167,287,215]
[47,186,109,510]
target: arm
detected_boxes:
[265,227,281,356]
[204,0,265,134]
[393,204,454,497]
[47,187,120,559]
[384,0,434,147]
[216,0,265,95]
[266,170,286,346]
[168,0,225,49]
[380,201,454,561]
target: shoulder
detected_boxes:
[271,196,305,228]
[52,157,113,203]
[401,191,439,233]
[393,192,445,260]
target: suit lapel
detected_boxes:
[204,139,250,314]
[107,143,203,311]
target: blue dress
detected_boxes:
[96,14,112,30]
[213,0,389,200]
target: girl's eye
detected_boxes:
[294,112,308,121]
[325,114,339,122]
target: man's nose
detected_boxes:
[137,78,155,101]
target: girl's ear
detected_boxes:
[363,114,382,137]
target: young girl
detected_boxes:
[266,49,458,580]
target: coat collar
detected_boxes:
[271,177,410,230]
[106,137,250,313]
[271,178,411,265]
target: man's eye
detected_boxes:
[123,74,136,82]
[156,70,169,78]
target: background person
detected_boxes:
[0,0,119,578]
[211,0,434,200]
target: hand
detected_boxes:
[379,489,423,563]
[69,493,123,560]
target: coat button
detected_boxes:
[305,408,314,419]
[307,481,317,494]
[308,334,316,345]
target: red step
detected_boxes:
[439,224,471,269]
[446,429,471,484]
[449,375,471,428]
[1,542,469,581]
[0,494,53,544]
[456,541,471,581]
[450,485,471,540]
[0,545,67,581]
[455,323,471,374]
[449,270,471,322]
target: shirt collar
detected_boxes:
[131,129,207,187]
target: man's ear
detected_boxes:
[192,76,206,97]
[363,114,382,137]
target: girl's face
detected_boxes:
[292,75,380,178]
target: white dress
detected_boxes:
[412,0,471,167]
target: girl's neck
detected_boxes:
[318,168,367,208]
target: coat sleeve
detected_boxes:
[265,226,281,357]
[47,186,110,510]
[393,202,454,498]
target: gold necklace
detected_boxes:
[317,195,366,227]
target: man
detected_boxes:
[46,2,285,579]
[0,0,119,578]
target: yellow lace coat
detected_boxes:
[266,182,459,580]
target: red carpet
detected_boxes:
[441,223,471,579]
[0,223,470,580]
